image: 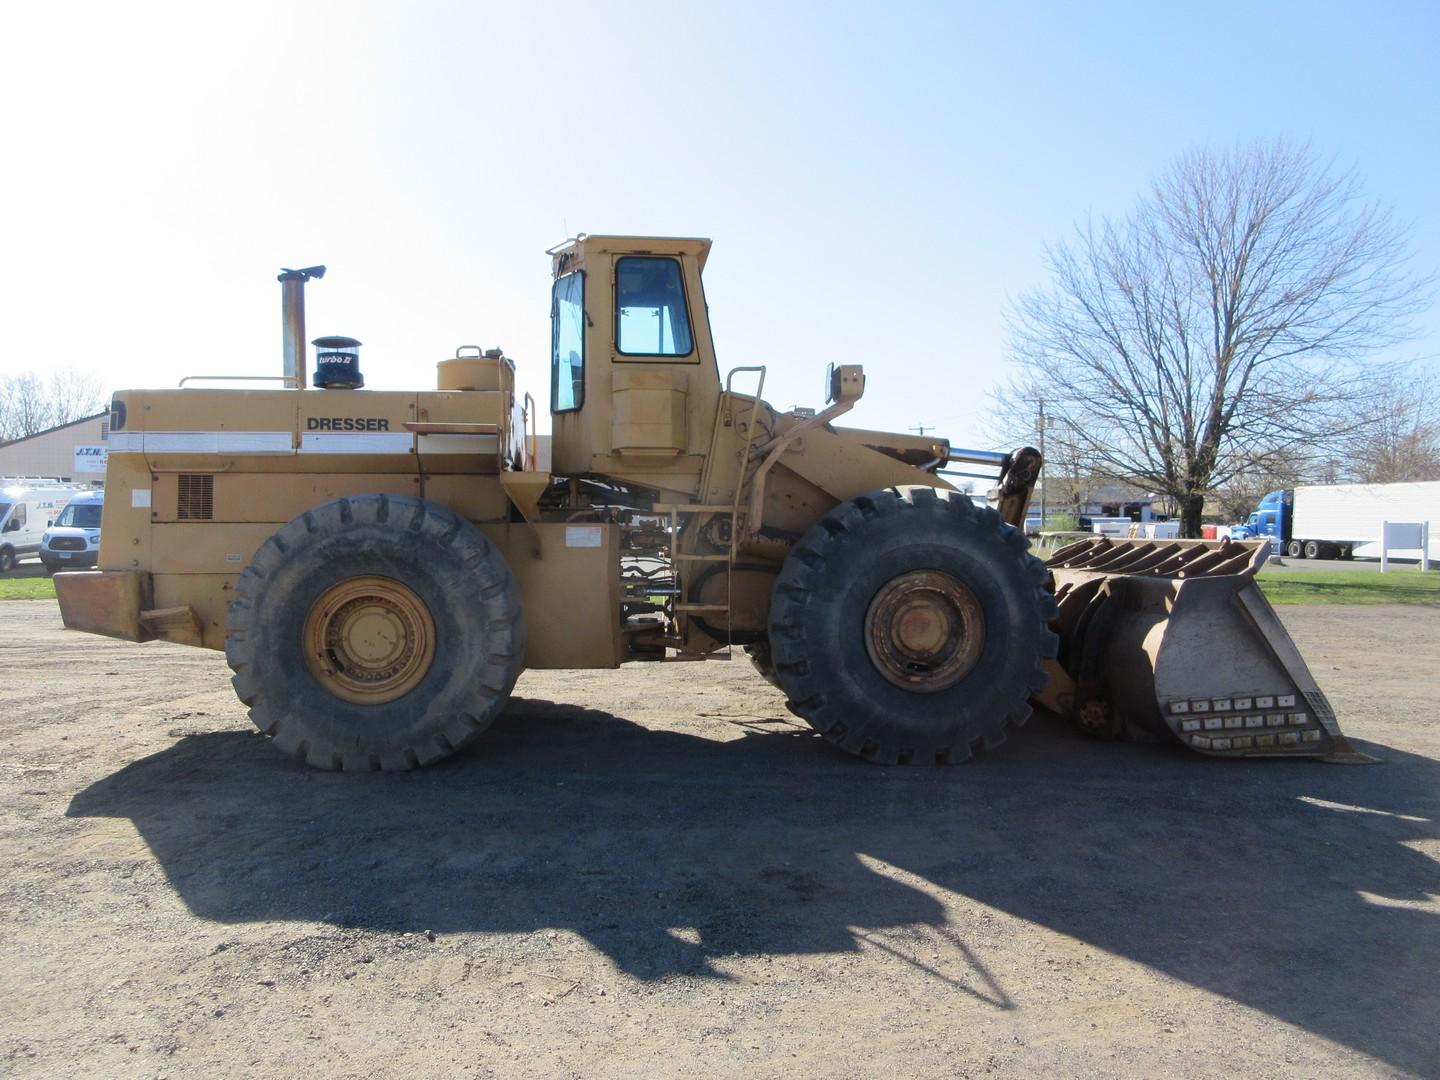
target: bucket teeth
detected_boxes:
[1040,536,1370,763]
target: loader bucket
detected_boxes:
[1041,537,1374,763]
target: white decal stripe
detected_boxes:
[416,434,499,455]
[300,432,415,454]
[148,432,221,453]
[109,430,433,454]
[109,431,294,453]
[220,431,293,452]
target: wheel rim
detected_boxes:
[864,569,985,693]
[302,576,436,705]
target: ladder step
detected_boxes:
[675,603,729,613]
[674,553,731,562]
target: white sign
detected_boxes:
[74,445,108,473]
[1381,520,1431,573]
[565,526,603,548]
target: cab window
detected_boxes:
[616,257,693,357]
[58,502,103,528]
[551,271,585,412]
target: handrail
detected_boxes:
[745,393,857,538]
[726,368,767,553]
[179,375,300,388]
[402,422,499,435]
[725,365,767,396]
[523,392,538,471]
[699,365,766,501]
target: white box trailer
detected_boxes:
[1291,481,1440,561]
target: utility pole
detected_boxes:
[910,424,933,437]
[1036,398,1046,530]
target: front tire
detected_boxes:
[225,494,524,771]
[0,547,14,574]
[744,642,780,688]
[768,486,1057,765]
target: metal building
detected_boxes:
[0,413,109,484]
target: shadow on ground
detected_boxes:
[69,700,1440,1074]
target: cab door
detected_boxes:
[610,255,697,458]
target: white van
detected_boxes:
[0,483,86,574]
[40,489,105,573]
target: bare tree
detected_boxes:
[1345,368,1440,483]
[1211,447,1313,525]
[1035,411,1093,518]
[0,369,107,443]
[1004,140,1431,536]
[0,374,51,442]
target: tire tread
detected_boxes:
[768,485,1054,767]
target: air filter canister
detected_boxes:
[312,336,364,389]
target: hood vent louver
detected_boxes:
[177,474,215,521]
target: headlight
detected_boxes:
[89,535,100,546]
[42,533,51,544]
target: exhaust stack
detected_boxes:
[278,265,326,389]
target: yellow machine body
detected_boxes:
[54,235,1362,771]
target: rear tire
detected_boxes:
[225,494,525,771]
[1303,540,1321,560]
[1286,540,1302,558]
[0,547,14,574]
[768,486,1058,765]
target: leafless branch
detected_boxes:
[0,369,107,443]
[997,139,1433,535]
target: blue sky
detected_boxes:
[1,0,1435,444]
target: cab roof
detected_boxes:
[549,234,712,277]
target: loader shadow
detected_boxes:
[69,698,1440,1075]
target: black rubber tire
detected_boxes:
[1286,540,1302,558]
[744,642,781,688]
[224,494,525,771]
[768,486,1058,765]
[1303,540,1321,560]
[0,547,14,574]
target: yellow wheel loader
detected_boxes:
[55,237,1368,770]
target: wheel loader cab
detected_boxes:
[547,235,724,494]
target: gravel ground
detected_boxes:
[0,599,1437,1079]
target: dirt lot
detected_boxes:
[1,600,1437,1079]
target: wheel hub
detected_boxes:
[303,576,436,704]
[865,570,985,693]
